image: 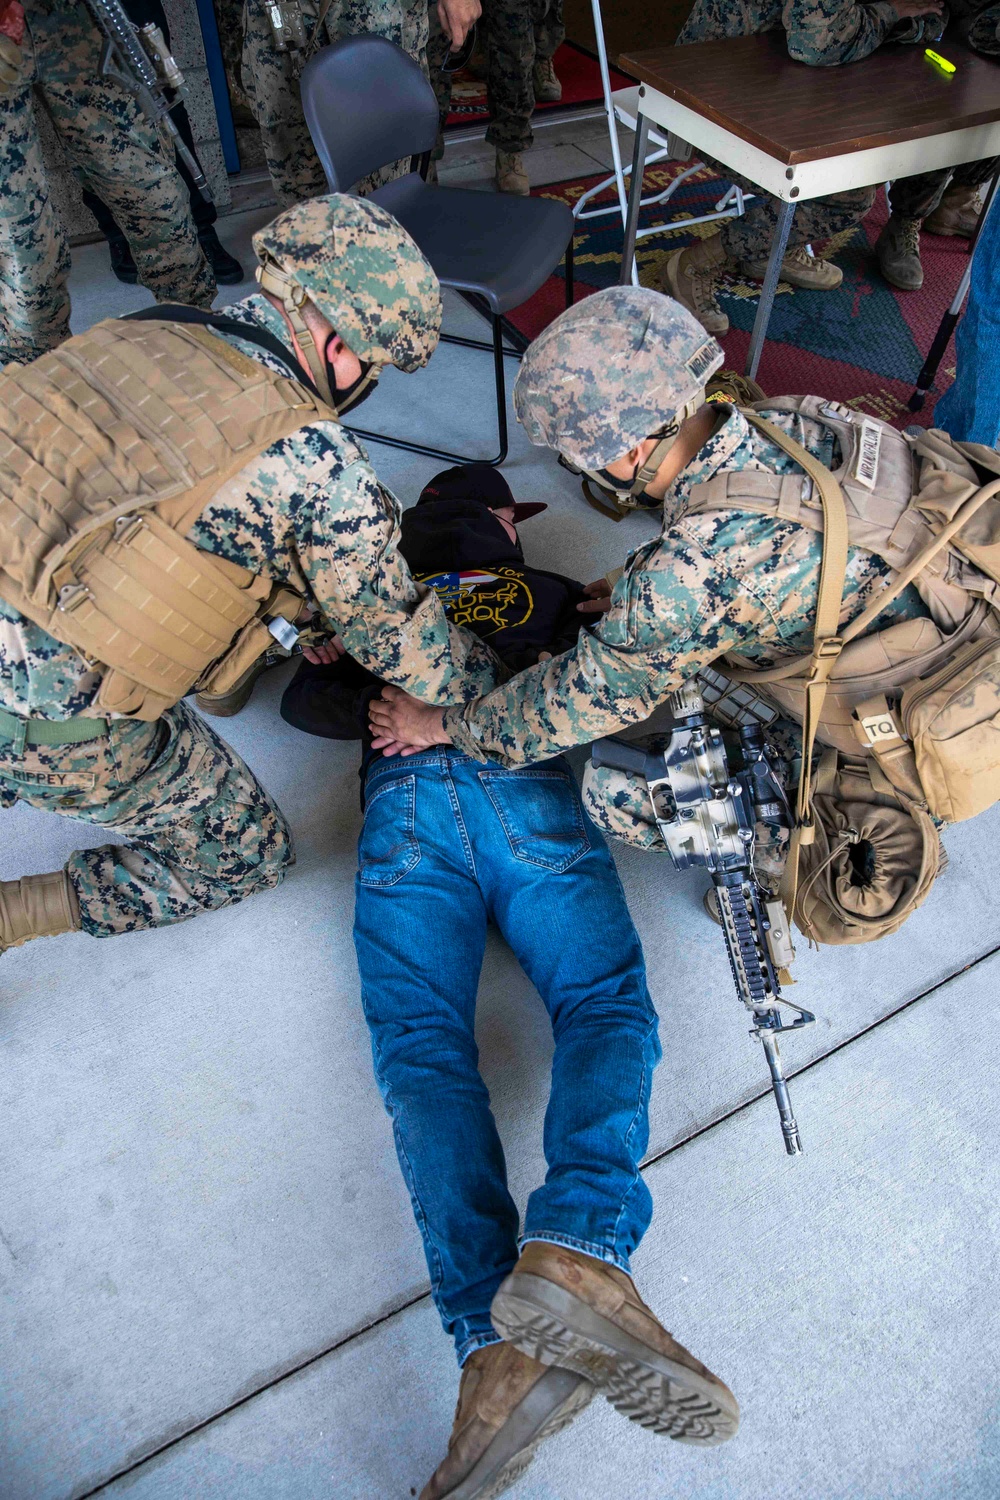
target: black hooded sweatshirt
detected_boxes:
[279,493,588,750]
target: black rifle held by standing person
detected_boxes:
[592,677,815,1156]
[81,0,213,202]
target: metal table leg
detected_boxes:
[744,197,796,380]
[618,112,650,286]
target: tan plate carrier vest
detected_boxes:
[684,398,1000,928]
[0,317,336,721]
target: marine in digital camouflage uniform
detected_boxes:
[430,0,564,193]
[240,0,432,208]
[0,0,214,368]
[366,287,934,853]
[0,196,499,954]
[662,0,947,332]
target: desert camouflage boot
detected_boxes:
[491,1243,740,1446]
[733,243,843,290]
[925,183,985,239]
[659,234,729,335]
[532,56,561,101]
[876,214,923,291]
[495,150,529,196]
[419,1341,593,1500]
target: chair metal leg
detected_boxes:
[348,314,514,466]
[565,232,574,309]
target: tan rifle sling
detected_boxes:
[0,319,335,720]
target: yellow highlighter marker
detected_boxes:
[925,48,957,74]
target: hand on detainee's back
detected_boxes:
[369,685,450,757]
[438,0,480,50]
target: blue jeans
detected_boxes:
[935,191,1000,445]
[353,750,660,1365]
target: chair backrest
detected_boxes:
[300,35,440,192]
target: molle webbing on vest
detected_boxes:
[0,318,335,720]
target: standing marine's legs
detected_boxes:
[659,168,876,335]
[532,0,563,100]
[30,0,215,310]
[0,14,72,365]
[484,0,536,194]
[240,0,327,207]
[0,701,293,953]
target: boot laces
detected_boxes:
[686,266,724,320]
[786,244,818,269]
[536,57,556,86]
[898,218,921,255]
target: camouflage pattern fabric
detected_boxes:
[430,0,564,156]
[0,0,214,367]
[441,403,929,775]
[889,155,1000,223]
[513,287,723,469]
[0,701,293,936]
[240,0,430,207]
[968,1,1000,52]
[677,0,901,64]
[253,194,442,371]
[0,293,500,937]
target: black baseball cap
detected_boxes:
[418,464,547,522]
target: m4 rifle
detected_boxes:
[81,0,213,203]
[592,678,814,1155]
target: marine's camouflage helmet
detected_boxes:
[513,286,724,468]
[252,195,442,372]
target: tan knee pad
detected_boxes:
[0,871,82,952]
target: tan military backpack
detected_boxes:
[686,399,1000,945]
[0,317,335,720]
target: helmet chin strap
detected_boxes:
[256,255,383,416]
[578,395,705,506]
[256,256,335,405]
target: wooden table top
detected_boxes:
[619,32,1000,165]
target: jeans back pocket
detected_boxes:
[358,774,421,887]
[479,767,591,873]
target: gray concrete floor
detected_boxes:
[3,119,1000,1500]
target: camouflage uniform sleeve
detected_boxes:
[781,0,899,64]
[193,422,500,705]
[443,530,787,765]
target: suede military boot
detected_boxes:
[495,150,529,196]
[732,243,843,290]
[533,56,562,102]
[0,872,81,953]
[492,1243,740,1446]
[659,233,729,335]
[197,226,244,285]
[924,182,985,238]
[419,1341,593,1500]
[108,234,138,285]
[876,214,924,290]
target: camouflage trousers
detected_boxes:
[430,0,565,155]
[240,0,430,208]
[700,155,876,262]
[889,156,1000,222]
[0,702,293,938]
[0,0,215,368]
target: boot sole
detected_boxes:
[663,251,729,336]
[491,1273,740,1447]
[436,1367,593,1500]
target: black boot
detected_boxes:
[197,226,244,285]
[108,235,138,285]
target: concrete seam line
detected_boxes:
[72,939,1000,1499]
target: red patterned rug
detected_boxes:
[505,162,970,428]
[444,40,634,130]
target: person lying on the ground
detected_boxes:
[280,459,741,1500]
[279,461,586,744]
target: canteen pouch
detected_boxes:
[793,754,941,946]
[901,637,1000,823]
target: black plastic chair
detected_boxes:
[300,35,575,465]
